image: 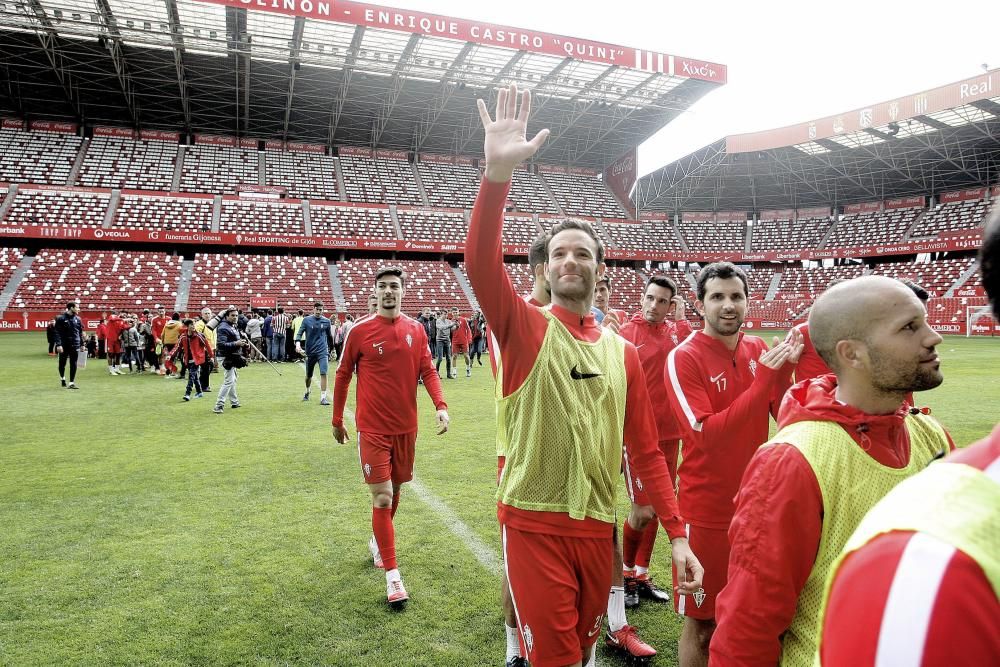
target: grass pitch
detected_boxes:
[0,332,997,666]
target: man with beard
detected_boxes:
[618,275,691,607]
[665,261,803,666]
[467,84,702,667]
[332,266,449,608]
[816,216,998,666]
[711,275,954,666]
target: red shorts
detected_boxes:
[358,432,416,485]
[106,340,122,354]
[453,341,469,355]
[625,439,680,506]
[673,523,729,619]
[502,524,612,667]
[497,456,506,486]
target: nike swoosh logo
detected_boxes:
[372,341,385,348]
[570,365,602,380]
[635,344,645,350]
[587,627,601,638]
[710,372,725,382]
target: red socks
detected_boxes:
[636,519,659,569]
[372,507,397,571]
[622,520,642,570]
[391,490,401,519]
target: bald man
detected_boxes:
[711,276,955,666]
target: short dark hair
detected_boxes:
[314,301,323,309]
[182,318,194,326]
[900,279,929,303]
[546,219,605,264]
[172,311,180,320]
[375,265,405,287]
[277,307,283,314]
[645,275,678,297]
[696,262,749,301]
[981,206,1000,319]
[66,301,76,309]
[528,232,548,271]
[596,276,612,290]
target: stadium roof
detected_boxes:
[0,0,725,170]
[636,70,1000,213]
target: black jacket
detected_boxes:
[216,321,244,362]
[53,312,83,349]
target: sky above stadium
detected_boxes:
[385,0,999,177]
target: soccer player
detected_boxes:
[295,301,334,405]
[594,276,627,331]
[815,210,999,667]
[53,301,83,389]
[332,266,449,608]
[450,307,474,377]
[104,308,127,375]
[468,84,702,667]
[618,275,691,606]
[711,275,954,665]
[664,261,803,667]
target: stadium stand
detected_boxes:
[397,209,468,244]
[744,265,778,298]
[113,194,214,233]
[868,257,976,296]
[776,264,866,297]
[338,155,423,205]
[604,266,645,313]
[218,200,306,236]
[927,296,989,325]
[337,259,470,315]
[751,215,832,251]
[187,253,332,311]
[747,299,811,321]
[0,247,24,291]
[0,127,82,186]
[76,136,177,190]
[601,219,684,254]
[909,197,994,238]
[179,145,259,195]
[540,171,627,218]
[501,215,540,246]
[679,218,746,252]
[265,149,340,200]
[309,204,395,239]
[825,208,920,248]
[508,170,560,214]
[4,189,109,228]
[11,249,181,310]
[650,267,696,303]
[416,160,482,209]
[645,221,686,253]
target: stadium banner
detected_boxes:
[993,185,1000,197]
[956,286,986,297]
[570,167,599,176]
[759,209,795,220]
[29,120,77,134]
[797,206,830,218]
[844,201,881,214]
[239,138,261,149]
[94,126,137,139]
[884,195,925,210]
[716,211,747,221]
[455,156,476,167]
[639,212,670,221]
[140,130,180,142]
[287,141,325,154]
[2,118,26,129]
[120,189,214,199]
[265,140,286,150]
[237,184,287,196]
[726,69,999,153]
[375,149,408,160]
[419,153,455,164]
[192,0,726,81]
[17,184,111,195]
[537,165,568,174]
[940,187,986,204]
[195,134,238,147]
[309,199,389,209]
[339,146,373,157]
[603,148,637,219]
[682,211,714,222]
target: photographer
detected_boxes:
[213,308,248,414]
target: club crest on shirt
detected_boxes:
[748,358,758,376]
[523,624,534,653]
[405,333,412,348]
[693,588,706,608]
[363,463,372,477]
[636,477,644,491]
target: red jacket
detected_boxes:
[467,177,684,540]
[793,322,832,383]
[172,330,212,366]
[711,376,955,666]
[452,316,472,345]
[620,313,692,441]
[151,315,168,341]
[96,322,107,341]
[819,426,1000,667]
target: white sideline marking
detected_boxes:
[344,409,499,573]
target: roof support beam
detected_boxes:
[225,7,251,134]
[327,25,364,147]
[413,41,475,152]
[24,0,83,123]
[914,115,951,131]
[281,16,305,141]
[163,0,192,133]
[371,33,420,146]
[969,98,1000,117]
[94,0,140,128]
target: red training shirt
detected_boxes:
[793,322,832,383]
[151,315,168,341]
[332,313,447,435]
[452,316,472,345]
[466,177,684,540]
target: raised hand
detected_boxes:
[477,83,550,183]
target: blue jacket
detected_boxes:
[53,312,83,349]
[295,314,333,356]
[216,320,243,360]
[262,315,273,338]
